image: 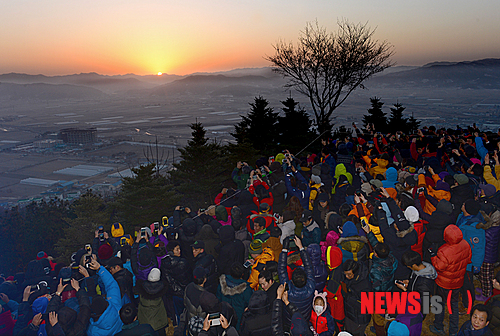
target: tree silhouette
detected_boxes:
[276,97,317,153]
[388,102,408,132]
[267,20,394,136]
[363,97,388,133]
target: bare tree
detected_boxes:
[266,20,395,135]
[143,136,170,177]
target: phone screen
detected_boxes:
[208,313,221,326]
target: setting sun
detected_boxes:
[157,72,162,76]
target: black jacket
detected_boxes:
[47,288,91,336]
[342,262,372,325]
[271,299,301,336]
[193,251,218,294]
[216,226,245,275]
[240,291,272,336]
[160,252,192,297]
[113,268,135,306]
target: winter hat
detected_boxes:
[215,205,228,222]
[299,210,313,223]
[147,268,161,282]
[249,240,263,255]
[90,296,109,318]
[370,179,383,189]
[464,199,481,216]
[138,247,153,266]
[98,244,114,261]
[259,203,270,213]
[247,290,270,315]
[317,193,329,203]
[193,267,208,280]
[182,218,198,236]
[479,183,496,197]
[325,246,343,270]
[341,221,358,237]
[435,180,450,192]
[337,333,353,336]
[57,306,77,327]
[453,174,469,186]
[270,161,281,172]
[404,175,417,187]
[311,175,322,184]
[58,267,72,283]
[36,251,48,260]
[404,206,419,223]
[387,321,409,336]
[106,257,123,268]
[275,153,285,164]
[436,199,454,215]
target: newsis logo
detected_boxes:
[361,291,473,315]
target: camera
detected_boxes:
[208,313,221,326]
[178,207,185,212]
[85,244,91,253]
[417,187,425,194]
[395,280,405,286]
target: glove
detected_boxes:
[282,236,291,251]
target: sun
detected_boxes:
[157,72,162,76]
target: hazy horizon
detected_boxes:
[2,0,500,76]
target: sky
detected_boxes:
[2,0,500,76]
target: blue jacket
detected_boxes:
[285,171,310,209]
[382,167,398,189]
[456,213,486,272]
[87,266,123,336]
[278,249,316,322]
[306,244,328,292]
[475,136,488,164]
[301,222,321,247]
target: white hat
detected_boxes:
[148,268,161,282]
[404,206,419,223]
[338,332,353,336]
[311,175,322,184]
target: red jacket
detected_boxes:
[411,220,427,258]
[431,225,472,289]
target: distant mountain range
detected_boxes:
[0,58,499,100]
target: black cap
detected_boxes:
[106,257,123,268]
[299,210,313,223]
[191,241,205,249]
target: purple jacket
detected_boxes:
[307,243,328,292]
[478,210,500,264]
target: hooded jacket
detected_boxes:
[408,261,437,298]
[422,199,455,263]
[337,222,370,264]
[248,248,275,290]
[216,225,245,276]
[278,219,296,244]
[369,253,398,292]
[320,230,340,263]
[216,274,253,327]
[136,279,169,331]
[46,287,91,336]
[195,224,220,259]
[456,212,486,272]
[160,251,192,297]
[239,291,272,336]
[306,244,328,292]
[477,209,500,264]
[342,262,372,325]
[87,267,123,336]
[309,291,335,336]
[431,225,472,289]
[382,167,398,189]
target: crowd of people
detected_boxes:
[1,123,500,336]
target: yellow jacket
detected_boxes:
[248,247,275,290]
[484,165,500,191]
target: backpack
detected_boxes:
[111,222,125,238]
[135,245,155,281]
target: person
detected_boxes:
[239,291,273,336]
[176,267,209,336]
[252,217,270,243]
[46,278,91,336]
[477,201,500,301]
[258,270,279,304]
[136,268,169,335]
[107,256,135,306]
[429,225,472,336]
[199,313,239,336]
[300,210,321,247]
[0,293,15,336]
[247,241,275,290]
[216,225,246,276]
[399,250,437,305]
[115,303,158,336]
[217,263,253,330]
[368,242,398,292]
[278,236,316,322]
[271,284,311,336]
[341,259,372,336]
[86,257,123,336]
[457,199,485,313]
[338,221,370,264]
[277,211,296,244]
[191,240,218,294]
[309,291,335,336]
[306,243,328,292]
[457,304,493,336]
[485,271,500,335]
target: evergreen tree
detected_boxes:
[276,97,317,153]
[232,96,279,153]
[114,164,179,232]
[171,122,230,208]
[56,192,110,262]
[362,97,387,133]
[407,113,421,134]
[388,102,408,132]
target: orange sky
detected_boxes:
[2,0,499,76]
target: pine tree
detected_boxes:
[171,122,230,208]
[232,96,279,153]
[276,97,317,153]
[362,97,387,133]
[56,192,110,262]
[407,113,421,134]
[388,102,408,132]
[113,164,179,232]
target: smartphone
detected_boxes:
[153,222,159,231]
[395,280,405,286]
[98,226,104,233]
[284,282,289,291]
[162,216,169,227]
[417,187,424,193]
[337,226,342,231]
[140,228,146,237]
[85,244,91,252]
[243,260,252,268]
[361,219,368,228]
[208,313,221,326]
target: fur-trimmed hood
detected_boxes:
[476,210,500,230]
[396,223,415,238]
[219,274,249,296]
[337,235,368,245]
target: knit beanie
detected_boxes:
[341,221,358,238]
[249,240,263,255]
[97,244,113,261]
[387,321,409,336]
[404,206,419,223]
[464,199,480,216]
[147,268,161,282]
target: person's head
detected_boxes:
[401,250,422,271]
[90,296,109,321]
[253,217,266,232]
[119,303,138,325]
[292,267,307,288]
[249,240,263,259]
[374,243,390,259]
[269,226,282,239]
[343,259,359,280]
[316,193,329,208]
[106,257,123,275]
[470,304,491,331]
[299,210,313,226]
[314,296,325,307]
[193,267,207,286]
[166,240,181,257]
[462,199,480,217]
[258,270,274,291]
[259,202,270,214]
[191,240,205,258]
[229,262,245,280]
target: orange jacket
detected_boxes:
[248,247,275,290]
